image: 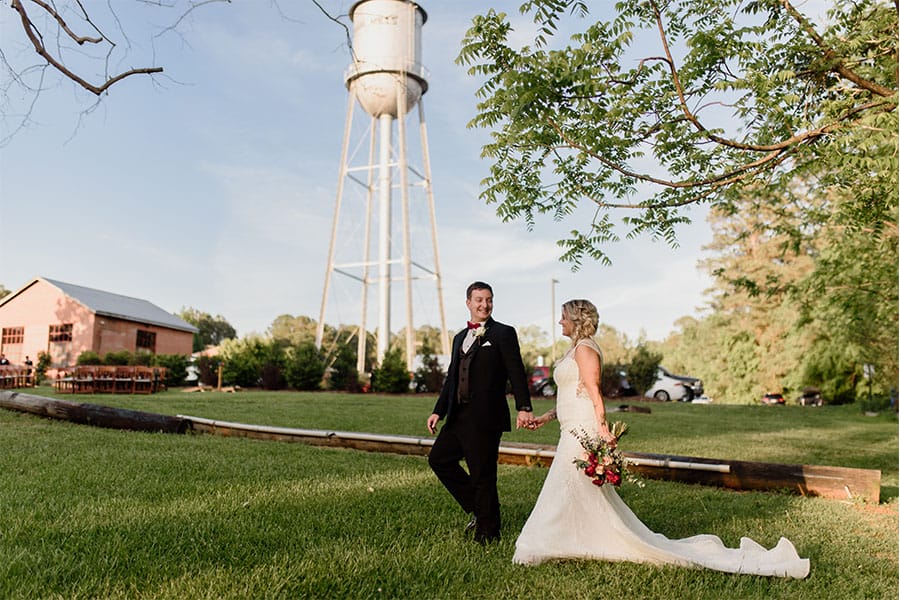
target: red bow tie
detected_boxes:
[467,321,483,330]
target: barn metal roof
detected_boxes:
[42,277,198,333]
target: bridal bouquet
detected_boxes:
[571,422,642,488]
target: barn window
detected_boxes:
[48,324,73,342]
[136,330,156,352]
[1,327,24,345]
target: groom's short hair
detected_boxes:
[466,281,493,299]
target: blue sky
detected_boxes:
[0,1,719,343]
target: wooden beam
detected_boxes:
[181,415,880,502]
[0,392,880,502]
[0,391,190,434]
[498,441,880,502]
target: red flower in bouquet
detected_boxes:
[605,469,622,486]
[571,422,642,488]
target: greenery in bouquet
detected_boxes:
[571,422,643,488]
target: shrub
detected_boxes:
[258,340,288,390]
[196,356,220,386]
[260,363,287,390]
[284,342,325,391]
[628,345,662,395]
[327,344,361,392]
[371,348,411,394]
[132,351,153,366]
[76,351,102,365]
[413,346,445,393]
[35,351,52,383]
[103,350,133,366]
[600,363,626,397]
[153,354,190,388]
[858,395,893,414]
[220,337,269,387]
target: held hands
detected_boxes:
[516,410,536,430]
[519,410,554,431]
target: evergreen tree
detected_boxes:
[284,342,325,391]
[371,348,411,394]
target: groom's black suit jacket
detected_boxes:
[432,317,532,431]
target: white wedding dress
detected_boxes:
[513,339,810,578]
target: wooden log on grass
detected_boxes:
[497,442,880,502]
[0,393,880,502]
[181,415,881,502]
[0,390,190,434]
[622,450,882,502]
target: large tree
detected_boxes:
[458,0,897,266]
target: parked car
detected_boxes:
[530,366,550,388]
[529,366,555,397]
[761,392,786,405]
[797,388,823,406]
[644,366,704,401]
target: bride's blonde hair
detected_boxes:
[562,299,599,341]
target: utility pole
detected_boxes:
[551,278,559,364]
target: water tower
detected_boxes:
[315,0,450,372]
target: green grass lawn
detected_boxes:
[1,387,896,599]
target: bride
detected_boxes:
[513,299,809,578]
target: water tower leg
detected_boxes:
[397,84,415,372]
[357,115,378,375]
[417,101,451,356]
[376,112,394,365]
[317,89,358,350]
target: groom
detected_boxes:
[426,281,533,544]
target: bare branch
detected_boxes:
[152,0,233,41]
[11,0,163,96]
[29,0,101,44]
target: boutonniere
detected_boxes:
[473,324,487,339]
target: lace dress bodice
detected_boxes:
[552,339,601,435]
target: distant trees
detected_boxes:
[178,308,237,353]
[659,177,897,404]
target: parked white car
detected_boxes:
[644,366,704,401]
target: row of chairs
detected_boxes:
[0,365,35,389]
[54,366,167,394]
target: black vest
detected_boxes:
[457,345,476,403]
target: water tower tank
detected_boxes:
[346,0,428,118]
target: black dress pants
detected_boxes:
[428,404,503,538]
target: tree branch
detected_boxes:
[29,0,101,44]
[11,0,163,96]
[780,0,896,98]
[647,0,896,155]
